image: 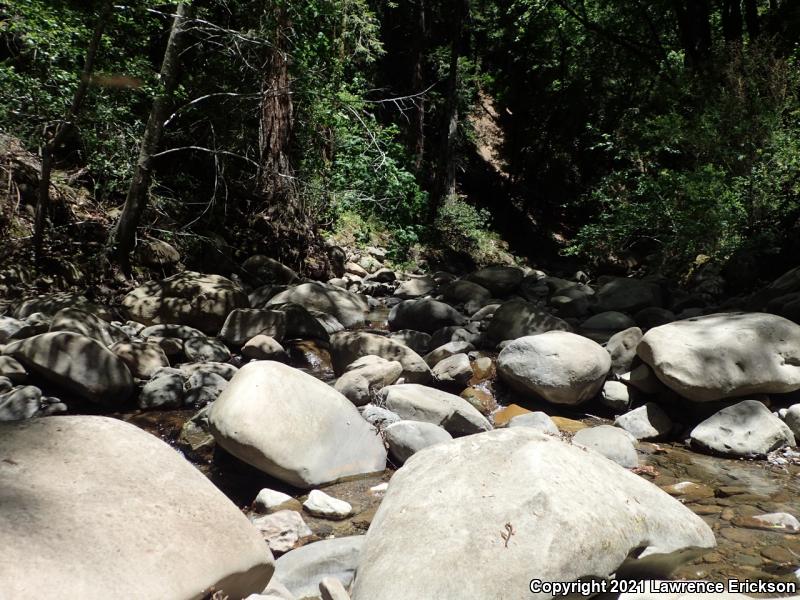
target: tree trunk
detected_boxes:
[109,2,192,271]
[258,7,296,209]
[672,0,712,66]
[34,0,113,264]
[410,0,427,173]
[430,0,467,222]
[721,0,743,44]
[744,0,760,39]
[255,5,328,276]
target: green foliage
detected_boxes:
[568,46,800,269]
[0,0,169,197]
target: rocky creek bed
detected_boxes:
[2,254,800,599]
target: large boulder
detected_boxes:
[330,331,432,383]
[615,403,672,440]
[394,276,436,299]
[49,307,113,346]
[465,265,524,296]
[274,536,363,599]
[638,312,800,402]
[378,384,492,436]
[208,361,387,488]
[440,280,492,306]
[334,356,403,406]
[267,282,368,328]
[110,340,170,380]
[497,332,611,405]
[690,400,795,457]
[595,278,663,313]
[572,425,639,468]
[486,300,570,344]
[219,309,287,347]
[242,255,300,285]
[388,298,466,334]
[606,327,643,375]
[0,416,274,598]
[384,420,453,464]
[122,271,249,334]
[351,428,715,600]
[3,332,133,405]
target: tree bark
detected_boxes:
[109,2,192,270]
[744,0,760,39]
[34,0,113,263]
[430,0,468,222]
[258,6,295,206]
[672,0,712,66]
[721,0,743,44]
[410,0,427,173]
[254,5,329,276]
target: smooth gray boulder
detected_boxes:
[387,329,431,355]
[242,255,300,285]
[465,265,524,296]
[111,340,170,379]
[394,276,436,299]
[303,490,352,520]
[785,404,800,439]
[185,370,228,407]
[49,307,113,346]
[141,323,205,340]
[219,309,287,347]
[600,380,631,412]
[0,316,31,343]
[581,311,636,331]
[506,411,559,435]
[331,331,432,383]
[122,271,249,334]
[384,420,453,464]
[351,429,715,600]
[4,332,134,405]
[486,300,571,344]
[690,400,795,457]
[606,327,643,374]
[497,331,611,405]
[424,340,474,367]
[0,416,274,599]
[208,361,386,488]
[184,336,232,363]
[432,353,473,386]
[638,312,800,402]
[334,356,403,406]
[441,279,492,305]
[242,335,287,361]
[0,355,26,383]
[615,403,672,440]
[596,278,663,313]
[378,383,492,436]
[138,373,185,409]
[388,298,466,333]
[275,536,363,600]
[573,424,639,468]
[0,385,42,421]
[267,282,369,328]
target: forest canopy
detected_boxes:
[1,0,799,279]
